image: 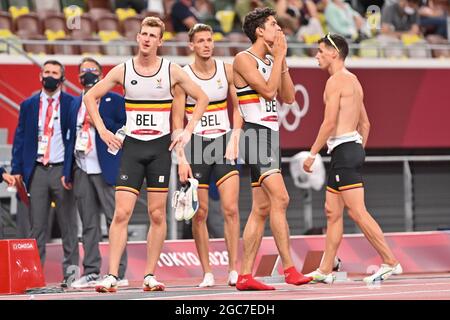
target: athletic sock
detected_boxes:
[236,274,275,291]
[284,266,313,285]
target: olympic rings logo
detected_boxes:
[277,84,309,132]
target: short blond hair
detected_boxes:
[140,16,165,39]
[188,23,213,42]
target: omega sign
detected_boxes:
[12,242,34,250]
[277,84,309,131]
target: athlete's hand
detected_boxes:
[225,133,240,163]
[178,163,193,184]
[270,31,287,59]
[99,128,122,151]
[169,129,192,151]
[303,156,315,173]
[2,172,15,187]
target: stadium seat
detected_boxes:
[121,15,140,36]
[70,13,94,37]
[53,37,79,54]
[122,15,141,55]
[88,7,111,21]
[96,13,119,32]
[15,12,41,38]
[78,36,102,56]
[0,11,14,32]
[21,33,48,55]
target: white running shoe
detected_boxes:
[172,189,187,221]
[227,270,238,286]
[305,269,335,284]
[198,272,215,288]
[95,274,118,293]
[71,273,100,289]
[363,263,403,284]
[143,275,165,291]
[117,278,129,287]
[392,263,403,275]
[183,178,199,220]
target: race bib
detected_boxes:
[37,135,50,155]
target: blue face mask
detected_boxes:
[42,76,62,92]
[80,72,99,88]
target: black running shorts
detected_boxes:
[327,141,365,194]
[239,122,281,187]
[185,132,239,189]
[116,134,171,195]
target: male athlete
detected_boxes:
[83,16,208,292]
[172,23,242,287]
[233,8,312,290]
[304,33,402,284]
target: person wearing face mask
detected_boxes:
[64,57,127,289]
[11,60,79,288]
[381,0,421,38]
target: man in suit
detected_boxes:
[64,57,128,289]
[11,60,79,287]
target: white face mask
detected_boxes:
[404,6,415,15]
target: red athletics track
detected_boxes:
[1,274,449,300]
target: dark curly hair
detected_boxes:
[242,7,277,44]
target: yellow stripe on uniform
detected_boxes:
[257,169,281,185]
[186,101,227,114]
[238,93,260,101]
[198,184,209,189]
[125,102,172,111]
[338,183,363,191]
[147,187,169,193]
[116,186,140,195]
[251,182,261,188]
[216,170,239,187]
[326,186,340,194]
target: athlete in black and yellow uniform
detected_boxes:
[84,16,208,292]
[304,33,401,284]
[173,23,242,288]
[233,8,312,290]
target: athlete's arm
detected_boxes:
[233,31,286,101]
[172,84,192,183]
[84,64,124,150]
[224,63,242,161]
[277,57,295,104]
[172,84,186,134]
[358,102,370,148]
[169,63,209,150]
[304,77,340,173]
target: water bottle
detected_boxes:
[107,126,126,155]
